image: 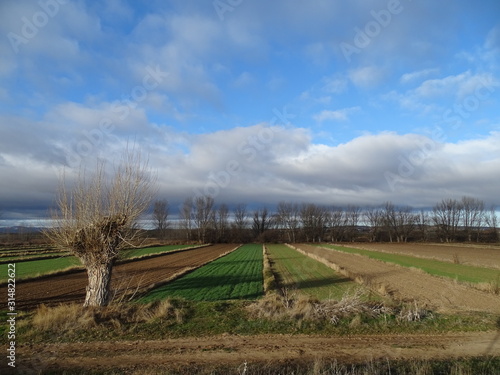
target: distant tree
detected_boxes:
[231,203,248,242]
[328,206,347,242]
[345,205,361,242]
[432,198,463,242]
[276,201,300,243]
[252,207,272,239]
[193,196,215,243]
[416,209,430,242]
[180,197,193,241]
[364,207,384,242]
[45,152,155,307]
[300,203,327,242]
[485,205,498,242]
[152,199,169,239]
[461,196,484,242]
[214,203,229,243]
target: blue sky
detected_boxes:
[1,0,500,224]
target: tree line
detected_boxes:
[152,196,499,244]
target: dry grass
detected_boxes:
[262,245,278,293]
[24,299,187,336]
[248,289,391,326]
[396,301,433,322]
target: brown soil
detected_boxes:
[1,244,238,311]
[346,242,500,269]
[294,244,500,314]
[10,332,500,374]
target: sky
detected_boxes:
[1,0,500,225]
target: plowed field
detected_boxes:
[295,244,500,314]
[0,244,238,311]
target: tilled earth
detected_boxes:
[1,244,238,310]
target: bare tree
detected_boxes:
[276,201,300,243]
[416,209,430,241]
[193,195,215,243]
[152,199,169,239]
[364,207,384,242]
[232,203,248,242]
[461,196,484,242]
[345,205,361,242]
[328,206,347,242]
[180,197,193,241]
[300,203,327,242]
[432,198,463,242]
[485,205,498,242]
[214,203,229,243]
[252,207,272,239]
[45,152,155,307]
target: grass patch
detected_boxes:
[321,244,500,285]
[138,244,263,303]
[266,244,370,300]
[0,256,82,282]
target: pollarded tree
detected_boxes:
[45,152,156,307]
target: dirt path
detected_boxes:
[9,331,500,373]
[294,244,500,314]
[0,244,238,311]
[346,242,500,269]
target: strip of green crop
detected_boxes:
[319,244,500,284]
[139,244,264,303]
[0,256,82,281]
[266,244,365,300]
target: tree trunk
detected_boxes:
[84,262,113,307]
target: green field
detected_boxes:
[140,244,264,302]
[320,244,500,284]
[266,244,366,300]
[0,256,82,281]
[0,245,199,283]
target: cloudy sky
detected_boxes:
[1,0,500,224]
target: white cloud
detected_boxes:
[233,72,254,88]
[349,66,386,89]
[400,68,439,84]
[313,107,360,122]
